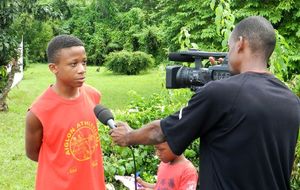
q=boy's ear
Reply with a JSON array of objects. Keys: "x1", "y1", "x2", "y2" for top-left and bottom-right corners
[{"x1": 48, "y1": 63, "x2": 58, "y2": 74}]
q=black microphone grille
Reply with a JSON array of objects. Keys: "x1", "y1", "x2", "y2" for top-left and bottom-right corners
[{"x1": 93, "y1": 105, "x2": 114, "y2": 125}]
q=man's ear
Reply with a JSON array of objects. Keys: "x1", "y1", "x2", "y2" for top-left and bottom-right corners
[
  {"x1": 236, "y1": 36, "x2": 246, "y2": 53},
  {"x1": 48, "y1": 63, "x2": 58, "y2": 74}
]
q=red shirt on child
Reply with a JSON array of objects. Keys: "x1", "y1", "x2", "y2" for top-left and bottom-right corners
[{"x1": 155, "y1": 159, "x2": 198, "y2": 190}]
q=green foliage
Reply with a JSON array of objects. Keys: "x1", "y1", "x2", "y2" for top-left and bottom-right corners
[
  {"x1": 231, "y1": 0, "x2": 300, "y2": 82},
  {"x1": 51, "y1": 0, "x2": 72, "y2": 19},
  {"x1": 178, "y1": 27, "x2": 199, "y2": 50},
  {"x1": 269, "y1": 30, "x2": 290, "y2": 81},
  {"x1": 0, "y1": 1, "x2": 63, "y2": 65},
  {"x1": 211, "y1": 0, "x2": 235, "y2": 49},
  {"x1": 105, "y1": 51, "x2": 154, "y2": 75},
  {"x1": 139, "y1": 26, "x2": 164, "y2": 62},
  {"x1": 288, "y1": 75, "x2": 300, "y2": 97},
  {"x1": 106, "y1": 42, "x2": 123, "y2": 54},
  {"x1": 0, "y1": 66, "x2": 8, "y2": 93},
  {"x1": 33, "y1": 3, "x2": 62, "y2": 21},
  {"x1": 67, "y1": 6, "x2": 95, "y2": 41},
  {"x1": 90, "y1": 0, "x2": 117, "y2": 20},
  {"x1": 86, "y1": 23, "x2": 112, "y2": 66},
  {"x1": 65, "y1": 5, "x2": 119, "y2": 65},
  {"x1": 291, "y1": 139, "x2": 300, "y2": 190},
  {"x1": 117, "y1": 90, "x2": 192, "y2": 128},
  {"x1": 0, "y1": 1, "x2": 22, "y2": 67},
  {"x1": 115, "y1": 8, "x2": 147, "y2": 51},
  {"x1": 0, "y1": 32, "x2": 18, "y2": 83},
  {"x1": 0, "y1": 0, "x2": 38, "y2": 109},
  {"x1": 12, "y1": 13, "x2": 54, "y2": 62},
  {"x1": 116, "y1": 8, "x2": 146, "y2": 32},
  {"x1": 155, "y1": 0, "x2": 222, "y2": 51}
]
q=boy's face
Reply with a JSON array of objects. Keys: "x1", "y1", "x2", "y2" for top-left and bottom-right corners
[
  {"x1": 49, "y1": 46, "x2": 87, "y2": 88},
  {"x1": 155, "y1": 142, "x2": 177, "y2": 163}
]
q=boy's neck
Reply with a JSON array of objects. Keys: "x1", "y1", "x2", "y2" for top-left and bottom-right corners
[
  {"x1": 51, "y1": 84, "x2": 81, "y2": 100},
  {"x1": 169, "y1": 155, "x2": 186, "y2": 165}
]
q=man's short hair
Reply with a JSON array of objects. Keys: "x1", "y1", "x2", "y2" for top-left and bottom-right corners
[
  {"x1": 231, "y1": 16, "x2": 276, "y2": 60},
  {"x1": 47, "y1": 35, "x2": 84, "y2": 63}
]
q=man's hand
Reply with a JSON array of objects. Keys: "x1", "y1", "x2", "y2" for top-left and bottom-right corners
[
  {"x1": 110, "y1": 122, "x2": 133, "y2": 147},
  {"x1": 110, "y1": 120, "x2": 164, "y2": 146},
  {"x1": 209, "y1": 56, "x2": 224, "y2": 65}
]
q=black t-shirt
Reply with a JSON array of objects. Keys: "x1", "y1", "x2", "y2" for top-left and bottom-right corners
[{"x1": 161, "y1": 72, "x2": 300, "y2": 190}]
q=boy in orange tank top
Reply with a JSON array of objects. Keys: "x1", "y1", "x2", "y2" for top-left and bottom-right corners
[{"x1": 25, "y1": 35, "x2": 106, "y2": 190}]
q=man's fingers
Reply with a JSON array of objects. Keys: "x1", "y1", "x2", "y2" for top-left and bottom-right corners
[
  {"x1": 218, "y1": 58, "x2": 224, "y2": 63},
  {"x1": 209, "y1": 56, "x2": 216, "y2": 65},
  {"x1": 209, "y1": 57, "x2": 224, "y2": 65}
]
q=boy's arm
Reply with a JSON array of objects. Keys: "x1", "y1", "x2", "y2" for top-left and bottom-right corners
[
  {"x1": 25, "y1": 111, "x2": 43, "y2": 162},
  {"x1": 137, "y1": 177, "x2": 156, "y2": 189}
]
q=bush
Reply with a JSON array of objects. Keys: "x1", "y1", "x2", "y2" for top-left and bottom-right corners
[
  {"x1": 106, "y1": 42, "x2": 123, "y2": 54},
  {"x1": 105, "y1": 51, "x2": 154, "y2": 75}
]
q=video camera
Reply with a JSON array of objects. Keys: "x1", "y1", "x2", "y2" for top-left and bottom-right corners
[{"x1": 166, "y1": 49, "x2": 231, "y2": 91}]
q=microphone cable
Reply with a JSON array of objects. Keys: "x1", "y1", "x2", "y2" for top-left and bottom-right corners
[{"x1": 129, "y1": 146, "x2": 138, "y2": 190}]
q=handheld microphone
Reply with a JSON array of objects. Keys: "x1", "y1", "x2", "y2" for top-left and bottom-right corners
[
  {"x1": 93, "y1": 105, "x2": 116, "y2": 129},
  {"x1": 94, "y1": 105, "x2": 138, "y2": 190}
]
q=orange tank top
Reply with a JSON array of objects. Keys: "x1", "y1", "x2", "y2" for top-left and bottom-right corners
[{"x1": 30, "y1": 85, "x2": 106, "y2": 190}]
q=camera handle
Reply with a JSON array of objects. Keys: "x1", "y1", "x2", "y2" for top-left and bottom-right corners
[
  {"x1": 194, "y1": 57, "x2": 202, "y2": 69},
  {"x1": 194, "y1": 57, "x2": 206, "y2": 88}
]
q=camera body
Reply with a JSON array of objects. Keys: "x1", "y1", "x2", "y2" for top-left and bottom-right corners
[{"x1": 166, "y1": 49, "x2": 231, "y2": 91}]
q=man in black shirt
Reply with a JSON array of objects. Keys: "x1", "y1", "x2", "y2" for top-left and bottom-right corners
[{"x1": 110, "y1": 16, "x2": 300, "y2": 190}]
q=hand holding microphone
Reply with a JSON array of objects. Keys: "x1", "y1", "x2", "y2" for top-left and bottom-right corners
[{"x1": 94, "y1": 104, "x2": 133, "y2": 146}]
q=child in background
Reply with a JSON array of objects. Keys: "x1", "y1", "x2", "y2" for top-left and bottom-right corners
[{"x1": 137, "y1": 142, "x2": 198, "y2": 190}]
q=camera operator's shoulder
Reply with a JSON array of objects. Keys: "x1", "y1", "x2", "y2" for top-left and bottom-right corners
[
  {"x1": 212, "y1": 74, "x2": 241, "y2": 87},
  {"x1": 199, "y1": 74, "x2": 245, "y2": 98}
]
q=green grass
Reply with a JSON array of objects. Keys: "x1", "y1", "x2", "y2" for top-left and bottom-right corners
[
  {"x1": 87, "y1": 65, "x2": 165, "y2": 110},
  {"x1": 0, "y1": 63, "x2": 165, "y2": 189}
]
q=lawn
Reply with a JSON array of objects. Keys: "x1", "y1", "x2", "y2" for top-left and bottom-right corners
[{"x1": 0, "y1": 63, "x2": 165, "y2": 189}]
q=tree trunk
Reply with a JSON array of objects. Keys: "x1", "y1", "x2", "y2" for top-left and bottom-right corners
[{"x1": 0, "y1": 59, "x2": 17, "y2": 112}]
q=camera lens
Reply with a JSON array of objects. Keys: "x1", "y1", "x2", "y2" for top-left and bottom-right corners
[{"x1": 176, "y1": 67, "x2": 207, "y2": 88}]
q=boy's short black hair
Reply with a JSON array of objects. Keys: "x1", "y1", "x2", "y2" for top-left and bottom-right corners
[
  {"x1": 47, "y1": 35, "x2": 84, "y2": 63},
  {"x1": 231, "y1": 16, "x2": 276, "y2": 61}
]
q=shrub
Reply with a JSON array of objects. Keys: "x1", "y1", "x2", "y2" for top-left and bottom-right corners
[
  {"x1": 105, "y1": 51, "x2": 154, "y2": 75},
  {"x1": 106, "y1": 42, "x2": 122, "y2": 54}
]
